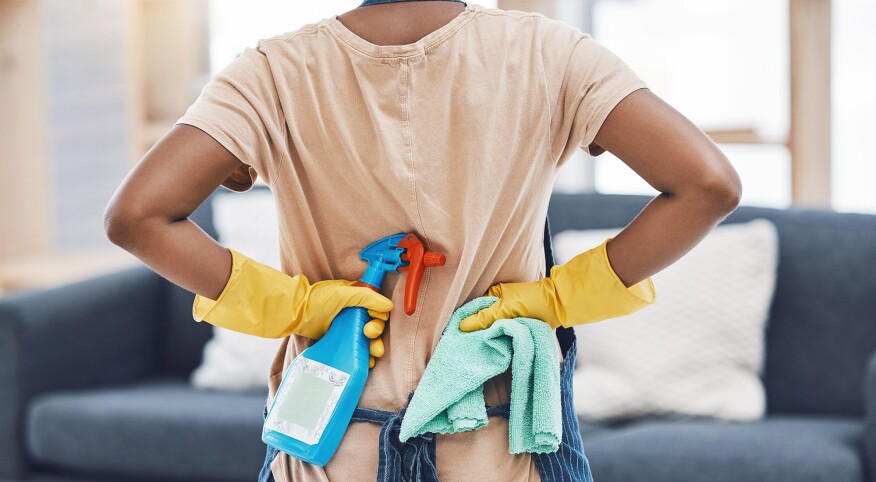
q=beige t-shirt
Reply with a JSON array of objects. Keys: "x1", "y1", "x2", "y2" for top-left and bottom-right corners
[{"x1": 175, "y1": 2, "x2": 647, "y2": 481}]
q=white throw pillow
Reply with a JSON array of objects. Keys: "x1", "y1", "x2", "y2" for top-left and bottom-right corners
[
  {"x1": 190, "y1": 190, "x2": 284, "y2": 391},
  {"x1": 554, "y1": 219, "x2": 779, "y2": 422}
]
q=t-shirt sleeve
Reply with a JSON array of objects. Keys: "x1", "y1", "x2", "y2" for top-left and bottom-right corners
[
  {"x1": 174, "y1": 42, "x2": 286, "y2": 192},
  {"x1": 550, "y1": 32, "x2": 648, "y2": 166}
]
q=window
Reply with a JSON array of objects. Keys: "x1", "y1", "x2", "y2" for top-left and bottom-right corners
[
  {"x1": 584, "y1": 0, "x2": 791, "y2": 208},
  {"x1": 832, "y1": 0, "x2": 876, "y2": 214}
]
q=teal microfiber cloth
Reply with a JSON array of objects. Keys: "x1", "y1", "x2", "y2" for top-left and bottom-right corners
[{"x1": 398, "y1": 296, "x2": 562, "y2": 454}]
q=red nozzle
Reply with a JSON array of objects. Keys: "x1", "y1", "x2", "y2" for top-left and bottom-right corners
[
  {"x1": 397, "y1": 233, "x2": 446, "y2": 315},
  {"x1": 424, "y1": 252, "x2": 446, "y2": 267}
]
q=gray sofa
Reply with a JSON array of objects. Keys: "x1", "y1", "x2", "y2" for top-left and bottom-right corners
[{"x1": 2, "y1": 189, "x2": 875, "y2": 482}]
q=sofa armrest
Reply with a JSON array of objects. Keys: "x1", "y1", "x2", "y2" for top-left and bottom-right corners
[
  {"x1": 866, "y1": 350, "x2": 876, "y2": 481},
  {"x1": 0, "y1": 264, "x2": 165, "y2": 478}
]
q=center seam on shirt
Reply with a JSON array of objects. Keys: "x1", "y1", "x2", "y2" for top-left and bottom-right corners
[{"x1": 399, "y1": 58, "x2": 432, "y2": 397}]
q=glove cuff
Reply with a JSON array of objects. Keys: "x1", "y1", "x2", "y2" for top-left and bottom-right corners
[
  {"x1": 192, "y1": 247, "x2": 309, "y2": 338},
  {"x1": 550, "y1": 237, "x2": 656, "y2": 328}
]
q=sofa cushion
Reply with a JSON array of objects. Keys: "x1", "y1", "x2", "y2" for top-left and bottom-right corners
[
  {"x1": 579, "y1": 414, "x2": 866, "y2": 482},
  {"x1": 549, "y1": 192, "x2": 876, "y2": 417},
  {"x1": 556, "y1": 219, "x2": 778, "y2": 422},
  {"x1": 25, "y1": 376, "x2": 268, "y2": 482}
]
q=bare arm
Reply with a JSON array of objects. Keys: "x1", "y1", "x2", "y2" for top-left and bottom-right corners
[
  {"x1": 590, "y1": 88, "x2": 743, "y2": 287},
  {"x1": 103, "y1": 124, "x2": 246, "y2": 300}
]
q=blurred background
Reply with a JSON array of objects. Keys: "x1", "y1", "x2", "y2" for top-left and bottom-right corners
[
  {"x1": 2, "y1": 2, "x2": 876, "y2": 482},
  {"x1": 0, "y1": 0, "x2": 873, "y2": 294}
]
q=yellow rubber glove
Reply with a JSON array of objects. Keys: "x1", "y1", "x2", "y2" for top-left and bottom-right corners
[
  {"x1": 459, "y1": 237, "x2": 656, "y2": 332},
  {"x1": 193, "y1": 247, "x2": 393, "y2": 368}
]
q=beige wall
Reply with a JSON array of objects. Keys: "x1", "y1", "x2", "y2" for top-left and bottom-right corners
[{"x1": 0, "y1": 1, "x2": 53, "y2": 263}]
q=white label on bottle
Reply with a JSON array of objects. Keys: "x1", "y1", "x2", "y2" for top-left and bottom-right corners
[{"x1": 264, "y1": 357, "x2": 349, "y2": 445}]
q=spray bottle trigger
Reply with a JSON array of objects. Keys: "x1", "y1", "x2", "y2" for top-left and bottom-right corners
[{"x1": 397, "y1": 233, "x2": 446, "y2": 316}]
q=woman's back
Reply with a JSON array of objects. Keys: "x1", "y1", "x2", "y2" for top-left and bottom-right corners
[{"x1": 174, "y1": 2, "x2": 647, "y2": 480}]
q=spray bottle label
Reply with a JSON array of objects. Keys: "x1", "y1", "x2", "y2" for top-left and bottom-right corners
[{"x1": 264, "y1": 357, "x2": 350, "y2": 445}]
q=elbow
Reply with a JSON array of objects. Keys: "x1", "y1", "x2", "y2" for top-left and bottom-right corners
[
  {"x1": 103, "y1": 201, "x2": 145, "y2": 249},
  {"x1": 103, "y1": 206, "x2": 130, "y2": 248},
  {"x1": 680, "y1": 159, "x2": 743, "y2": 215},
  {"x1": 699, "y1": 171, "x2": 742, "y2": 214}
]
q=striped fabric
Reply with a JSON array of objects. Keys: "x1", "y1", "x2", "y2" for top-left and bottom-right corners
[
  {"x1": 258, "y1": 336, "x2": 593, "y2": 481},
  {"x1": 313, "y1": 332, "x2": 592, "y2": 481}
]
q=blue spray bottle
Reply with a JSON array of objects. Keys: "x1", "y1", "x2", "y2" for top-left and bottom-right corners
[{"x1": 262, "y1": 232, "x2": 445, "y2": 466}]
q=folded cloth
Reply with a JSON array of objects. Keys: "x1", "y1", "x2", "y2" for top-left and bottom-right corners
[{"x1": 398, "y1": 296, "x2": 562, "y2": 454}]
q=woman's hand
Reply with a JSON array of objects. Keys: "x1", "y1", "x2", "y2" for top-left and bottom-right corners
[
  {"x1": 459, "y1": 280, "x2": 562, "y2": 332},
  {"x1": 191, "y1": 248, "x2": 393, "y2": 368},
  {"x1": 362, "y1": 308, "x2": 388, "y2": 368},
  {"x1": 303, "y1": 277, "x2": 392, "y2": 368},
  {"x1": 459, "y1": 238, "x2": 656, "y2": 332}
]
